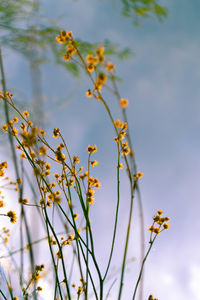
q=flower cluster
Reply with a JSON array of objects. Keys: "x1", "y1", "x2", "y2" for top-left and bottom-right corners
[{"x1": 148, "y1": 210, "x2": 170, "y2": 241}]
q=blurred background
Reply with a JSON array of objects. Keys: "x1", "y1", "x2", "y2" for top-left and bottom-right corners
[{"x1": 0, "y1": 0, "x2": 200, "y2": 299}]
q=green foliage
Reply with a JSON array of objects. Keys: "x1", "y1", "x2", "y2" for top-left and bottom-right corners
[{"x1": 120, "y1": 0, "x2": 167, "y2": 24}]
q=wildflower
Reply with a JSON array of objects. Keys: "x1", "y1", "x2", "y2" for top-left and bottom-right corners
[
  {"x1": 73, "y1": 213, "x2": 80, "y2": 220},
  {"x1": 0, "y1": 170, "x2": 5, "y2": 177},
  {"x1": 28, "y1": 120, "x2": 33, "y2": 126},
  {"x1": 87, "y1": 63, "x2": 95, "y2": 72},
  {"x1": 53, "y1": 128, "x2": 60, "y2": 138},
  {"x1": 40, "y1": 129, "x2": 46, "y2": 135},
  {"x1": 56, "y1": 251, "x2": 63, "y2": 259},
  {"x1": 8, "y1": 120, "x2": 13, "y2": 127},
  {"x1": 154, "y1": 228, "x2": 161, "y2": 234},
  {"x1": 0, "y1": 201, "x2": 4, "y2": 207},
  {"x1": 0, "y1": 161, "x2": 8, "y2": 169},
  {"x1": 148, "y1": 225, "x2": 154, "y2": 232},
  {"x1": 87, "y1": 145, "x2": 97, "y2": 154},
  {"x1": 86, "y1": 89, "x2": 93, "y2": 98},
  {"x1": 91, "y1": 160, "x2": 98, "y2": 167},
  {"x1": 66, "y1": 44, "x2": 77, "y2": 55},
  {"x1": 114, "y1": 119, "x2": 123, "y2": 128},
  {"x1": 137, "y1": 171, "x2": 143, "y2": 178},
  {"x1": 106, "y1": 62, "x2": 115, "y2": 72},
  {"x1": 18, "y1": 198, "x2": 28, "y2": 204},
  {"x1": 97, "y1": 72, "x2": 107, "y2": 84},
  {"x1": 121, "y1": 147, "x2": 130, "y2": 155},
  {"x1": 73, "y1": 156, "x2": 80, "y2": 164},
  {"x1": 55, "y1": 149, "x2": 66, "y2": 162},
  {"x1": 119, "y1": 163, "x2": 123, "y2": 169},
  {"x1": 54, "y1": 173, "x2": 60, "y2": 179},
  {"x1": 39, "y1": 146, "x2": 48, "y2": 155},
  {"x1": 163, "y1": 223, "x2": 169, "y2": 230},
  {"x1": 64, "y1": 53, "x2": 71, "y2": 61},
  {"x1": 96, "y1": 45, "x2": 104, "y2": 56},
  {"x1": 20, "y1": 153, "x2": 26, "y2": 159},
  {"x1": 20, "y1": 127, "x2": 37, "y2": 147},
  {"x1": 23, "y1": 110, "x2": 30, "y2": 118},
  {"x1": 77, "y1": 286, "x2": 83, "y2": 295},
  {"x1": 157, "y1": 210, "x2": 163, "y2": 215},
  {"x1": 120, "y1": 98, "x2": 129, "y2": 108},
  {"x1": 13, "y1": 117, "x2": 19, "y2": 123},
  {"x1": 2, "y1": 124, "x2": 8, "y2": 131},
  {"x1": 7, "y1": 210, "x2": 17, "y2": 223}
]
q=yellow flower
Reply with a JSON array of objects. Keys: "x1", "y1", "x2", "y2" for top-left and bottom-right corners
[
  {"x1": 73, "y1": 213, "x2": 80, "y2": 220},
  {"x1": 106, "y1": 62, "x2": 115, "y2": 72},
  {"x1": 28, "y1": 120, "x2": 33, "y2": 126},
  {"x1": 54, "y1": 173, "x2": 60, "y2": 179},
  {"x1": 122, "y1": 147, "x2": 130, "y2": 155},
  {"x1": 148, "y1": 225, "x2": 154, "y2": 232},
  {"x1": 2, "y1": 124, "x2": 8, "y2": 131},
  {"x1": 87, "y1": 63, "x2": 95, "y2": 72},
  {"x1": 137, "y1": 171, "x2": 143, "y2": 178},
  {"x1": 86, "y1": 89, "x2": 93, "y2": 98},
  {"x1": 163, "y1": 223, "x2": 169, "y2": 230},
  {"x1": 96, "y1": 46, "x2": 104, "y2": 56},
  {"x1": 64, "y1": 53, "x2": 71, "y2": 61},
  {"x1": 119, "y1": 163, "x2": 123, "y2": 169},
  {"x1": 97, "y1": 72, "x2": 107, "y2": 84},
  {"x1": 39, "y1": 146, "x2": 48, "y2": 155},
  {"x1": 23, "y1": 110, "x2": 30, "y2": 118},
  {"x1": 87, "y1": 145, "x2": 97, "y2": 154},
  {"x1": 7, "y1": 210, "x2": 17, "y2": 223},
  {"x1": 56, "y1": 251, "x2": 63, "y2": 259},
  {"x1": 114, "y1": 119, "x2": 123, "y2": 128},
  {"x1": 53, "y1": 128, "x2": 60, "y2": 138},
  {"x1": 20, "y1": 153, "x2": 26, "y2": 159},
  {"x1": 154, "y1": 228, "x2": 161, "y2": 234},
  {"x1": 120, "y1": 98, "x2": 129, "y2": 108},
  {"x1": 73, "y1": 156, "x2": 80, "y2": 164},
  {"x1": 40, "y1": 129, "x2": 46, "y2": 135},
  {"x1": 91, "y1": 160, "x2": 98, "y2": 167},
  {"x1": 13, "y1": 117, "x2": 19, "y2": 123}
]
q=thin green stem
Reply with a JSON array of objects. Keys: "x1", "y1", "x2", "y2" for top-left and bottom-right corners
[{"x1": 132, "y1": 235, "x2": 157, "y2": 300}]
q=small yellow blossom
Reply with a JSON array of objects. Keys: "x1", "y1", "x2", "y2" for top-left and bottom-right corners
[
  {"x1": 39, "y1": 146, "x2": 48, "y2": 155},
  {"x1": 163, "y1": 223, "x2": 169, "y2": 230},
  {"x1": 23, "y1": 110, "x2": 29, "y2": 118},
  {"x1": 13, "y1": 117, "x2": 19, "y2": 123},
  {"x1": 2, "y1": 124, "x2": 8, "y2": 131},
  {"x1": 7, "y1": 210, "x2": 17, "y2": 223},
  {"x1": 120, "y1": 98, "x2": 129, "y2": 108},
  {"x1": 91, "y1": 160, "x2": 98, "y2": 167},
  {"x1": 73, "y1": 213, "x2": 80, "y2": 220},
  {"x1": 106, "y1": 62, "x2": 115, "y2": 72},
  {"x1": 73, "y1": 156, "x2": 80, "y2": 164},
  {"x1": 86, "y1": 89, "x2": 93, "y2": 98},
  {"x1": 137, "y1": 171, "x2": 143, "y2": 178},
  {"x1": 40, "y1": 129, "x2": 46, "y2": 135},
  {"x1": 87, "y1": 145, "x2": 97, "y2": 154},
  {"x1": 53, "y1": 128, "x2": 60, "y2": 138}
]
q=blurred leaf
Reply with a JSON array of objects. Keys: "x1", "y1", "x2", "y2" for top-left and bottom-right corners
[{"x1": 120, "y1": 0, "x2": 167, "y2": 23}]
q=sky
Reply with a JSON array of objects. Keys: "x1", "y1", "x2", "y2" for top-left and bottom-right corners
[{"x1": 1, "y1": 0, "x2": 200, "y2": 299}]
